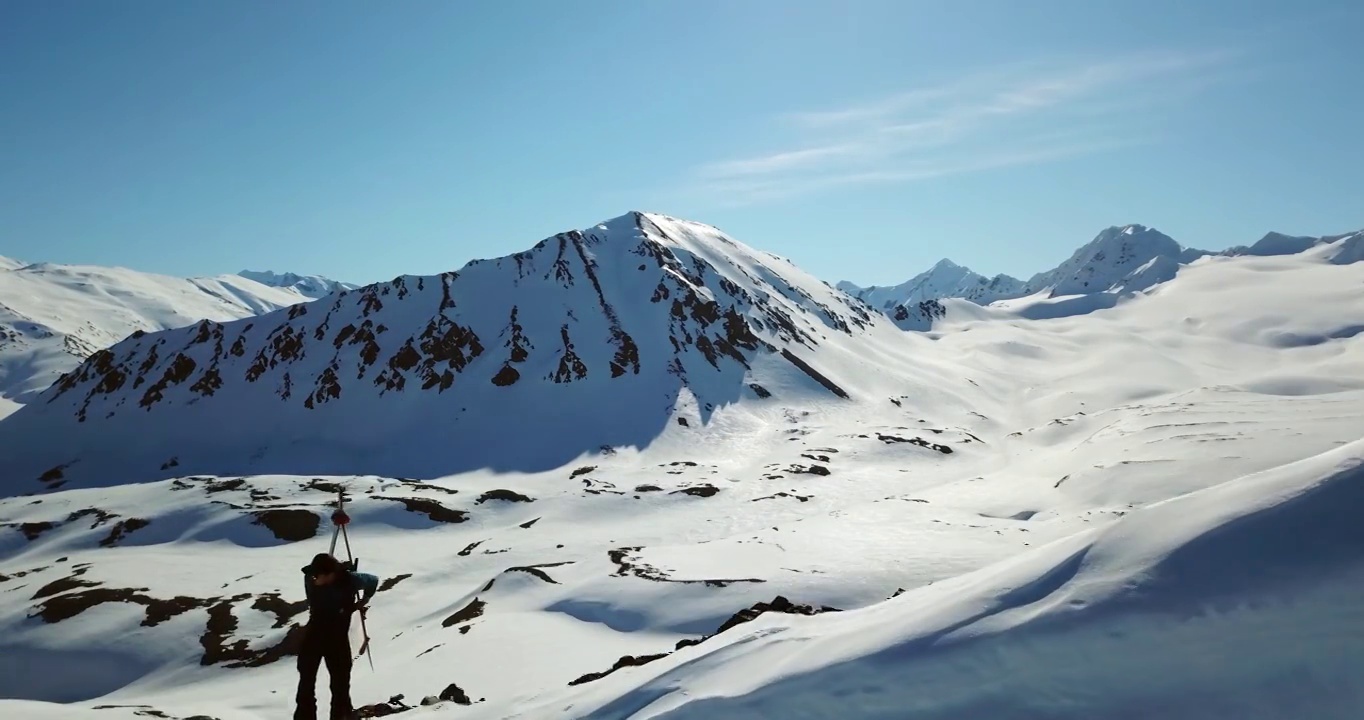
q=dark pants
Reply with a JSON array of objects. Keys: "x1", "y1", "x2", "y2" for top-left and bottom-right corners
[{"x1": 295, "y1": 625, "x2": 353, "y2": 720}]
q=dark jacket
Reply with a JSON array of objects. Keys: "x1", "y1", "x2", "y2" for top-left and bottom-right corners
[{"x1": 301, "y1": 564, "x2": 379, "y2": 633}]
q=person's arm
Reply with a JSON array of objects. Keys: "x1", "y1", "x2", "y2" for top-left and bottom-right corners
[{"x1": 352, "y1": 572, "x2": 379, "y2": 606}]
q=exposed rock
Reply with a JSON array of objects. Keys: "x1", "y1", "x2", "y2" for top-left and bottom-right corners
[
  {"x1": 568, "y1": 653, "x2": 670, "y2": 686},
  {"x1": 672, "y1": 484, "x2": 720, "y2": 497},
  {"x1": 490, "y1": 364, "x2": 520, "y2": 386},
  {"x1": 780, "y1": 348, "x2": 849, "y2": 399},
  {"x1": 99, "y1": 518, "x2": 150, "y2": 547},
  {"x1": 303, "y1": 478, "x2": 346, "y2": 494},
  {"x1": 714, "y1": 595, "x2": 839, "y2": 635},
  {"x1": 439, "y1": 683, "x2": 472, "y2": 705},
  {"x1": 32, "y1": 568, "x2": 100, "y2": 599},
  {"x1": 476, "y1": 489, "x2": 534, "y2": 504},
  {"x1": 752, "y1": 492, "x2": 811, "y2": 503},
  {"x1": 442, "y1": 598, "x2": 485, "y2": 628},
  {"x1": 67, "y1": 507, "x2": 118, "y2": 527},
  {"x1": 19, "y1": 521, "x2": 56, "y2": 541},
  {"x1": 380, "y1": 497, "x2": 467, "y2": 523},
  {"x1": 378, "y1": 574, "x2": 412, "y2": 593},
  {"x1": 251, "y1": 509, "x2": 320, "y2": 542},
  {"x1": 39, "y1": 463, "x2": 70, "y2": 485},
  {"x1": 251, "y1": 593, "x2": 308, "y2": 628},
  {"x1": 608, "y1": 547, "x2": 763, "y2": 586},
  {"x1": 506, "y1": 561, "x2": 573, "y2": 584},
  {"x1": 35, "y1": 585, "x2": 212, "y2": 627},
  {"x1": 675, "y1": 596, "x2": 840, "y2": 651},
  {"x1": 875, "y1": 433, "x2": 953, "y2": 454},
  {"x1": 398, "y1": 479, "x2": 459, "y2": 495},
  {"x1": 205, "y1": 478, "x2": 248, "y2": 494},
  {"x1": 200, "y1": 595, "x2": 307, "y2": 668}
]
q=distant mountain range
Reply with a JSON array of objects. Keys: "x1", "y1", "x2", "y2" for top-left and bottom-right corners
[
  {"x1": 840, "y1": 225, "x2": 1364, "y2": 325},
  {"x1": 237, "y1": 270, "x2": 358, "y2": 298}
]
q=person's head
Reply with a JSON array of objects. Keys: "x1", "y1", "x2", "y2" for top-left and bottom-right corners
[{"x1": 307, "y1": 553, "x2": 344, "y2": 584}]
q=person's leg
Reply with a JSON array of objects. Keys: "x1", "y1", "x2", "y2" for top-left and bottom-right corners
[
  {"x1": 294, "y1": 638, "x2": 323, "y2": 720},
  {"x1": 324, "y1": 637, "x2": 354, "y2": 720}
]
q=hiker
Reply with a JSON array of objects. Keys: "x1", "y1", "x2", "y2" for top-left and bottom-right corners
[{"x1": 295, "y1": 552, "x2": 379, "y2": 720}]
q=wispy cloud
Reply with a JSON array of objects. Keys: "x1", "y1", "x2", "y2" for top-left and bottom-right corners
[{"x1": 684, "y1": 49, "x2": 1234, "y2": 206}]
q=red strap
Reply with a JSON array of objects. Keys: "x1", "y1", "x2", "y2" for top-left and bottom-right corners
[{"x1": 331, "y1": 509, "x2": 350, "y2": 525}]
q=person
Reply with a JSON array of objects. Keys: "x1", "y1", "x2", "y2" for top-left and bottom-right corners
[{"x1": 295, "y1": 552, "x2": 379, "y2": 720}]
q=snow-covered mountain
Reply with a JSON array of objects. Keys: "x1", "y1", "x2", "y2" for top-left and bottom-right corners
[
  {"x1": 3, "y1": 212, "x2": 1364, "y2": 720},
  {"x1": 1226, "y1": 229, "x2": 1364, "y2": 264},
  {"x1": 0, "y1": 212, "x2": 909, "y2": 488},
  {"x1": 1017, "y1": 223, "x2": 1209, "y2": 296},
  {"x1": 841, "y1": 224, "x2": 1205, "y2": 320},
  {"x1": 837, "y1": 259, "x2": 1024, "y2": 311},
  {"x1": 238, "y1": 270, "x2": 359, "y2": 299},
  {"x1": 846, "y1": 224, "x2": 1363, "y2": 330},
  {"x1": 0, "y1": 260, "x2": 314, "y2": 415}
]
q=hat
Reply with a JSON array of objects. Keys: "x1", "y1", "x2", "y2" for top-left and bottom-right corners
[{"x1": 307, "y1": 553, "x2": 343, "y2": 575}]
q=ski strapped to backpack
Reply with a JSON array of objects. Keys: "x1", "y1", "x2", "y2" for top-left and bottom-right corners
[{"x1": 329, "y1": 490, "x2": 374, "y2": 671}]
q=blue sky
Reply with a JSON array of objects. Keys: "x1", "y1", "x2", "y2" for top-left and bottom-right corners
[{"x1": 1, "y1": 0, "x2": 1360, "y2": 286}]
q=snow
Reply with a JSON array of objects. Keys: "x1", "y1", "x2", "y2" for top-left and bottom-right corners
[
  {"x1": 2, "y1": 212, "x2": 1364, "y2": 719},
  {"x1": 0, "y1": 260, "x2": 315, "y2": 406}
]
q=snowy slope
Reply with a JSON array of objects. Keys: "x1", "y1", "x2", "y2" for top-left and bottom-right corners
[
  {"x1": 239, "y1": 270, "x2": 359, "y2": 299},
  {"x1": 560, "y1": 438, "x2": 1364, "y2": 720},
  {"x1": 0, "y1": 260, "x2": 313, "y2": 408},
  {"x1": 2, "y1": 213, "x2": 1364, "y2": 719}
]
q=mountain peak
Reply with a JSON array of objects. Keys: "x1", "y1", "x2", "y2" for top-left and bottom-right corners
[
  {"x1": 842, "y1": 257, "x2": 1022, "y2": 313},
  {"x1": 1020, "y1": 224, "x2": 1184, "y2": 296},
  {"x1": 1093, "y1": 224, "x2": 1168, "y2": 244}
]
